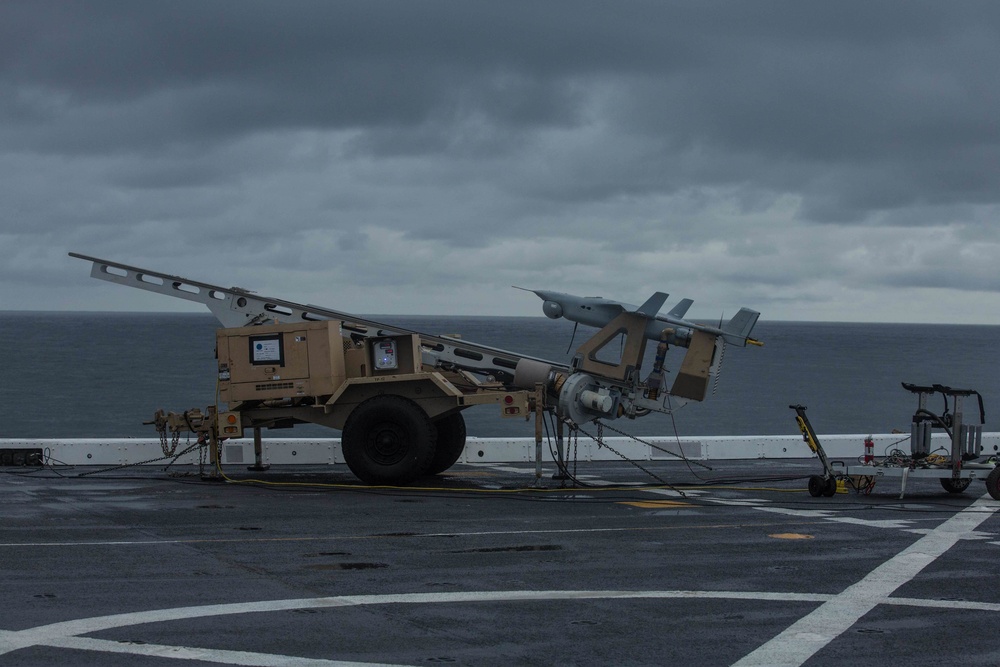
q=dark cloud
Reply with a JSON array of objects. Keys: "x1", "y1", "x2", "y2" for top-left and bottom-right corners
[{"x1": 1, "y1": 1, "x2": 999, "y2": 320}]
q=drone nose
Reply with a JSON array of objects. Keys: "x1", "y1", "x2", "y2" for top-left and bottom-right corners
[{"x1": 542, "y1": 300, "x2": 564, "y2": 319}]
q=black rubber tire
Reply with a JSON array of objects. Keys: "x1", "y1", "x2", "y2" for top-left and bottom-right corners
[
  {"x1": 341, "y1": 396, "x2": 437, "y2": 485},
  {"x1": 808, "y1": 475, "x2": 825, "y2": 497},
  {"x1": 940, "y1": 477, "x2": 972, "y2": 494},
  {"x1": 822, "y1": 476, "x2": 838, "y2": 497},
  {"x1": 426, "y1": 412, "x2": 467, "y2": 476},
  {"x1": 986, "y1": 466, "x2": 1000, "y2": 501}
]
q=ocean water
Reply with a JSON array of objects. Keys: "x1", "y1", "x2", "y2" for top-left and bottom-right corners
[{"x1": 2, "y1": 311, "x2": 999, "y2": 440}]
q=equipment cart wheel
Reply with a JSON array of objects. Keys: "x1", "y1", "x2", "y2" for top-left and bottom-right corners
[
  {"x1": 426, "y1": 412, "x2": 467, "y2": 475},
  {"x1": 940, "y1": 477, "x2": 972, "y2": 494},
  {"x1": 341, "y1": 396, "x2": 437, "y2": 485},
  {"x1": 808, "y1": 475, "x2": 825, "y2": 497},
  {"x1": 987, "y1": 466, "x2": 1000, "y2": 501},
  {"x1": 822, "y1": 476, "x2": 838, "y2": 497}
]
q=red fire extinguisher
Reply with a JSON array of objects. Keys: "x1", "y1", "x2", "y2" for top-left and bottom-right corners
[{"x1": 864, "y1": 436, "x2": 874, "y2": 464}]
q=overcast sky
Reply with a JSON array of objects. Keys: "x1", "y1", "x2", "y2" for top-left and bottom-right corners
[{"x1": 2, "y1": 1, "x2": 999, "y2": 323}]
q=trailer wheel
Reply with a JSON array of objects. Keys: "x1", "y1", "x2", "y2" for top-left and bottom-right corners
[
  {"x1": 427, "y1": 413, "x2": 467, "y2": 476},
  {"x1": 341, "y1": 396, "x2": 437, "y2": 485},
  {"x1": 808, "y1": 475, "x2": 825, "y2": 497},
  {"x1": 940, "y1": 477, "x2": 972, "y2": 494},
  {"x1": 986, "y1": 467, "x2": 1000, "y2": 501},
  {"x1": 822, "y1": 476, "x2": 838, "y2": 497}
]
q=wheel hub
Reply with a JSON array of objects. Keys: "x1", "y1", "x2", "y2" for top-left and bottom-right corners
[{"x1": 368, "y1": 425, "x2": 407, "y2": 465}]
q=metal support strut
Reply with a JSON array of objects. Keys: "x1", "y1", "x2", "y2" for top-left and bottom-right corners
[
  {"x1": 789, "y1": 405, "x2": 838, "y2": 497},
  {"x1": 248, "y1": 426, "x2": 270, "y2": 472}
]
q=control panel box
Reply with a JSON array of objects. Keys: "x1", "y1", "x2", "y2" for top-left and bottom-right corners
[
  {"x1": 368, "y1": 334, "x2": 421, "y2": 376},
  {"x1": 217, "y1": 322, "x2": 426, "y2": 405},
  {"x1": 217, "y1": 320, "x2": 347, "y2": 403}
]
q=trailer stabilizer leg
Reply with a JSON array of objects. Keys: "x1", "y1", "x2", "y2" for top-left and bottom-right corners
[{"x1": 247, "y1": 427, "x2": 271, "y2": 472}]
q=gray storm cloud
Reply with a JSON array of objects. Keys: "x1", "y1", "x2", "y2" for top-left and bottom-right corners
[{"x1": 1, "y1": 1, "x2": 999, "y2": 321}]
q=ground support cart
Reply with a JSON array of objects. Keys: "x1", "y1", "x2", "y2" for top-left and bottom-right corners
[
  {"x1": 792, "y1": 384, "x2": 1000, "y2": 500},
  {"x1": 830, "y1": 461, "x2": 998, "y2": 500}
]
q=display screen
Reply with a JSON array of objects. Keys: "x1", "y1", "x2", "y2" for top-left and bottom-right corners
[{"x1": 249, "y1": 334, "x2": 284, "y2": 366}]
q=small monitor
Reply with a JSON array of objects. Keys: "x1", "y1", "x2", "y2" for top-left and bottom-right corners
[{"x1": 249, "y1": 334, "x2": 284, "y2": 366}]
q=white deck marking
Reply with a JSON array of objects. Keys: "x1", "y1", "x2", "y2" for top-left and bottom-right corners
[
  {"x1": 827, "y1": 516, "x2": 915, "y2": 530},
  {"x1": 732, "y1": 494, "x2": 999, "y2": 667},
  {"x1": 472, "y1": 464, "x2": 538, "y2": 475},
  {"x1": 2, "y1": 585, "x2": 999, "y2": 664},
  {"x1": 702, "y1": 498, "x2": 770, "y2": 506},
  {"x1": 0, "y1": 522, "x2": 770, "y2": 549},
  {"x1": 643, "y1": 488, "x2": 706, "y2": 498},
  {"x1": 46, "y1": 635, "x2": 409, "y2": 666},
  {"x1": 470, "y1": 463, "x2": 695, "y2": 491},
  {"x1": 702, "y1": 495, "x2": 975, "y2": 535},
  {"x1": 753, "y1": 507, "x2": 832, "y2": 518},
  {"x1": 1, "y1": 591, "x2": 834, "y2": 659}
]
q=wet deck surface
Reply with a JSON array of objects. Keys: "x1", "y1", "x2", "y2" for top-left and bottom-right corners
[{"x1": 2, "y1": 459, "x2": 999, "y2": 666}]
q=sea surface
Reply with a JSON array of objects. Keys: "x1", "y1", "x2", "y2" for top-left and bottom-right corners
[{"x1": 2, "y1": 311, "x2": 999, "y2": 441}]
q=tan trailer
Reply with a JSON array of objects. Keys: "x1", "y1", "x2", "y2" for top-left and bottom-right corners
[{"x1": 214, "y1": 319, "x2": 530, "y2": 484}]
